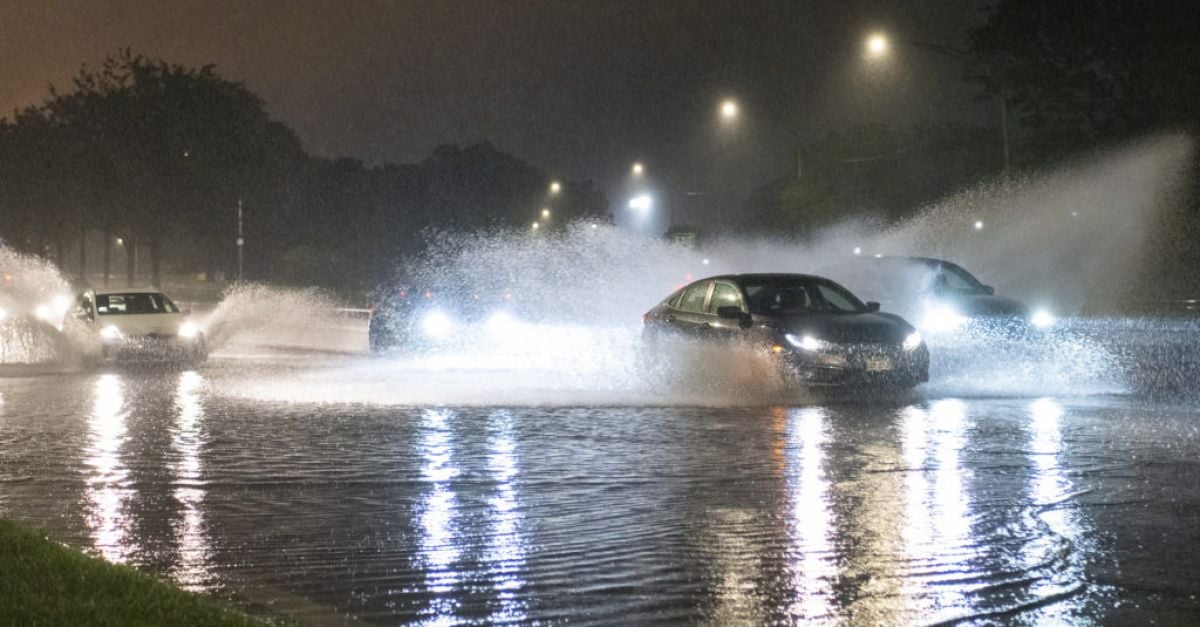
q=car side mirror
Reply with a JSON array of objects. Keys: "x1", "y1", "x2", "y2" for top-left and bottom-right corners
[
  {"x1": 865, "y1": 301, "x2": 881, "y2": 312},
  {"x1": 716, "y1": 306, "x2": 743, "y2": 320},
  {"x1": 982, "y1": 285, "x2": 995, "y2": 295},
  {"x1": 716, "y1": 306, "x2": 753, "y2": 328}
]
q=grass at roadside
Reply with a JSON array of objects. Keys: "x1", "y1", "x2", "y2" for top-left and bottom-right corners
[{"x1": 0, "y1": 518, "x2": 270, "y2": 627}]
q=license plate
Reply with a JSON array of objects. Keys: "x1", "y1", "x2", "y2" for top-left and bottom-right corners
[{"x1": 865, "y1": 357, "x2": 892, "y2": 372}]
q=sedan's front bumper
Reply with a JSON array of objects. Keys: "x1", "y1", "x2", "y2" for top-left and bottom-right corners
[
  {"x1": 781, "y1": 343, "x2": 929, "y2": 387},
  {"x1": 102, "y1": 335, "x2": 206, "y2": 363}
]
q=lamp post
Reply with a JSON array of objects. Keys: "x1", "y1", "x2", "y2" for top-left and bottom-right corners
[
  {"x1": 865, "y1": 32, "x2": 1011, "y2": 175},
  {"x1": 236, "y1": 199, "x2": 244, "y2": 282}
]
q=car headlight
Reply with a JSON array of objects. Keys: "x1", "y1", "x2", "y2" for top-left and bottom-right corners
[
  {"x1": 99, "y1": 325, "x2": 123, "y2": 341},
  {"x1": 920, "y1": 305, "x2": 967, "y2": 333},
  {"x1": 903, "y1": 331, "x2": 923, "y2": 351},
  {"x1": 785, "y1": 333, "x2": 828, "y2": 351},
  {"x1": 178, "y1": 321, "x2": 200, "y2": 339},
  {"x1": 420, "y1": 310, "x2": 454, "y2": 339},
  {"x1": 1030, "y1": 309, "x2": 1055, "y2": 329},
  {"x1": 484, "y1": 310, "x2": 517, "y2": 336}
]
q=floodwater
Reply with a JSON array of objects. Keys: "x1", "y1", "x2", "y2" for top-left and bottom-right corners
[
  {"x1": 1, "y1": 132, "x2": 1197, "y2": 623},
  {"x1": 2, "y1": 353, "x2": 1199, "y2": 625}
]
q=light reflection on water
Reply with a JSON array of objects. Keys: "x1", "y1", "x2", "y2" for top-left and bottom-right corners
[
  {"x1": 83, "y1": 373, "x2": 134, "y2": 563},
  {"x1": 170, "y1": 370, "x2": 214, "y2": 592},
  {"x1": 1025, "y1": 398, "x2": 1089, "y2": 615},
  {"x1": 484, "y1": 410, "x2": 529, "y2": 623},
  {"x1": 0, "y1": 368, "x2": 1125, "y2": 624},
  {"x1": 416, "y1": 408, "x2": 463, "y2": 624},
  {"x1": 785, "y1": 407, "x2": 835, "y2": 621},
  {"x1": 900, "y1": 399, "x2": 975, "y2": 622}
]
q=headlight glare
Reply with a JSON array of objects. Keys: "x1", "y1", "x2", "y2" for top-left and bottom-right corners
[
  {"x1": 99, "y1": 325, "x2": 123, "y2": 341},
  {"x1": 178, "y1": 321, "x2": 200, "y2": 339},
  {"x1": 1030, "y1": 309, "x2": 1055, "y2": 329},
  {"x1": 785, "y1": 333, "x2": 827, "y2": 351},
  {"x1": 420, "y1": 310, "x2": 454, "y2": 339},
  {"x1": 903, "y1": 331, "x2": 923, "y2": 351},
  {"x1": 920, "y1": 305, "x2": 967, "y2": 333}
]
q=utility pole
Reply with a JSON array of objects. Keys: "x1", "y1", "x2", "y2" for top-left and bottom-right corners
[{"x1": 236, "y1": 199, "x2": 244, "y2": 282}]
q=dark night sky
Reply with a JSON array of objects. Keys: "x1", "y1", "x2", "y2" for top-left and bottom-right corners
[{"x1": 1, "y1": 0, "x2": 992, "y2": 204}]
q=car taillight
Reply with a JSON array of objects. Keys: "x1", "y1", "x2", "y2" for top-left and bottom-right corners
[{"x1": 642, "y1": 312, "x2": 650, "y2": 324}]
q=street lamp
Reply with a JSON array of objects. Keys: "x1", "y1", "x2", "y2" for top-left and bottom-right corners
[
  {"x1": 719, "y1": 99, "x2": 739, "y2": 121},
  {"x1": 863, "y1": 31, "x2": 1011, "y2": 175},
  {"x1": 541, "y1": 207, "x2": 551, "y2": 219},
  {"x1": 532, "y1": 222, "x2": 540, "y2": 231},
  {"x1": 549, "y1": 181, "x2": 561, "y2": 194},
  {"x1": 865, "y1": 33, "x2": 889, "y2": 59},
  {"x1": 632, "y1": 162, "x2": 644, "y2": 176}
]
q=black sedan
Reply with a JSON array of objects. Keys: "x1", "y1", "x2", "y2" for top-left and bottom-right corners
[{"x1": 643, "y1": 273, "x2": 929, "y2": 388}]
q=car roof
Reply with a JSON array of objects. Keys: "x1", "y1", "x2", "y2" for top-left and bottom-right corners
[
  {"x1": 696, "y1": 272, "x2": 833, "y2": 283},
  {"x1": 90, "y1": 287, "x2": 170, "y2": 296}
]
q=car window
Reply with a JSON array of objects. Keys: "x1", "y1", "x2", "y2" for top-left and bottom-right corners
[
  {"x1": 937, "y1": 263, "x2": 987, "y2": 294},
  {"x1": 746, "y1": 284, "x2": 811, "y2": 315},
  {"x1": 813, "y1": 282, "x2": 864, "y2": 313},
  {"x1": 96, "y1": 293, "x2": 179, "y2": 315},
  {"x1": 666, "y1": 290, "x2": 684, "y2": 308},
  {"x1": 678, "y1": 281, "x2": 711, "y2": 313},
  {"x1": 708, "y1": 282, "x2": 744, "y2": 313}
]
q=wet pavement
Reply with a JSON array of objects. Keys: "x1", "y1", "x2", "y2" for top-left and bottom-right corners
[{"x1": 2, "y1": 358, "x2": 1200, "y2": 624}]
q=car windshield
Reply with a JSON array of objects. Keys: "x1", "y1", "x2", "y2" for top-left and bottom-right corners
[
  {"x1": 936, "y1": 262, "x2": 988, "y2": 294},
  {"x1": 743, "y1": 277, "x2": 866, "y2": 315},
  {"x1": 96, "y1": 293, "x2": 179, "y2": 315}
]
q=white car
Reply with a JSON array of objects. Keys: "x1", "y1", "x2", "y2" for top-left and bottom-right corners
[{"x1": 70, "y1": 288, "x2": 207, "y2": 365}]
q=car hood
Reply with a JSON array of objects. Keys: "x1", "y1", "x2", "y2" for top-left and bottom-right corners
[
  {"x1": 776, "y1": 312, "x2": 913, "y2": 345},
  {"x1": 98, "y1": 312, "x2": 184, "y2": 336}
]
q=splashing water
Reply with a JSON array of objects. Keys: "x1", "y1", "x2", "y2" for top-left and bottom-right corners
[
  {"x1": 0, "y1": 247, "x2": 75, "y2": 365},
  {"x1": 198, "y1": 283, "x2": 359, "y2": 354},
  {"x1": 223, "y1": 133, "x2": 1193, "y2": 406}
]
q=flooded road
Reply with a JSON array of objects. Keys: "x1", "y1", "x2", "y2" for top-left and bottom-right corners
[{"x1": 1, "y1": 357, "x2": 1199, "y2": 624}]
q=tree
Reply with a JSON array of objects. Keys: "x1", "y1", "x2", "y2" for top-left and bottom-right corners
[
  {"x1": 968, "y1": 0, "x2": 1200, "y2": 161},
  {"x1": 6, "y1": 50, "x2": 307, "y2": 285}
]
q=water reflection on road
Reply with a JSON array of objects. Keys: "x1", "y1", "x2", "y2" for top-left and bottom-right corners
[
  {"x1": 0, "y1": 367, "x2": 1170, "y2": 623},
  {"x1": 170, "y1": 370, "x2": 214, "y2": 592},
  {"x1": 784, "y1": 407, "x2": 835, "y2": 621},
  {"x1": 84, "y1": 373, "x2": 134, "y2": 563}
]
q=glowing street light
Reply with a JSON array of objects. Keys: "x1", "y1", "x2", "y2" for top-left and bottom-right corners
[
  {"x1": 862, "y1": 29, "x2": 1011, "y2": 174},
  {"x1": 632, "y1": 162, "x2": 644, "y2": 176},
  {"x1": 541, "y1": 207, "x2": 551, "y2": 219},
  {"x1": 865, "y1": 33, "x2": 889, "y2": 58},
  {"x1": 628, "y1": 194, "x2": 653, "y2": 211},
  {"x1": 974, "y1": 220, "x2": 984, "y2": 230},
  {"x1": 719, "y1": 99, "x2": 739, "y2": 121},
  {"x1": 532, "y1": 222, "x2": 540, "y2": 230},
  {"x1": 549, "y1": 181, "x2": 561, "y2": 194}
]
